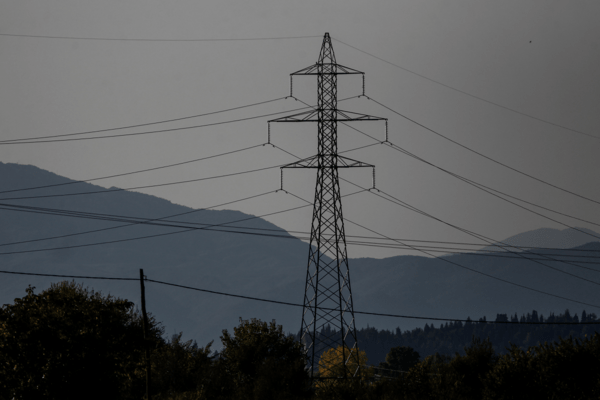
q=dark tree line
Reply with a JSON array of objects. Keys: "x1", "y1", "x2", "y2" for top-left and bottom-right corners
[
  {"x1": 347, "y1": 309, "x2": 599, "y2": 364},
  {"x1": 3, "y1": 282, "x2": 600, "y2": 400},
  {"x1": 0, "y1": 282, "x2": 311, "y2": 400}
]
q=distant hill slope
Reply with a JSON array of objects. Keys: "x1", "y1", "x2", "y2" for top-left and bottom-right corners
[
  {"x1": 0, "y1": 162, "x2": 311, "y2": 345},
  {"x1": 481, "y1": 227, "x2": 600, "y2": 252},
  {"x1": 2, "y1": 162, "x2": 600, "y2": 346}
]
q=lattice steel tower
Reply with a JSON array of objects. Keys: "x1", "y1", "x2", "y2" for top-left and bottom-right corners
[{"x1": 270, "y1": 33, "x2": 385, "y2": 377}]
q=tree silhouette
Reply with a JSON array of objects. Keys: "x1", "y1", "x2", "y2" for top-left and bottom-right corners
[
  {"x1": 217, "y1": 318, "x2": 311, "y2": 400},
  {"x1": 0, "y1": 281, "x2": 163, "y2": 400}
]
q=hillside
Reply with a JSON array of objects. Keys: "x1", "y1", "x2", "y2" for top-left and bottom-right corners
[
  {"x1": 481, "y1": 227, "x2": 600, "y2": 252},
  {"x1": 2, "y1": 161, "x2": 600, "y2": 346}
]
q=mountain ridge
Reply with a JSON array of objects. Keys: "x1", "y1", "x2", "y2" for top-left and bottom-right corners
[{"x1": 1, "y1": 161, "x2": 599, "y2": 346}]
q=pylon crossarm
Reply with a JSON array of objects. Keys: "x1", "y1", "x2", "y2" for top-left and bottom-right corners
[
  {"x1": 270, "y1": 109, "x2": 386, "y2": 122},
  {"x1": 281, "y1": 155, "x2": 320, "y2": 169},
  {"x1": 291, "y1": 63, "x2": 364, "y2": 76},
  {"x1": 269, "y1": 110, "x2": 319, "y2": 122},
  {"x1": 280, "y1": 154, "x2": 372, "y2": 169},
  {"x1": 336, "y1": 155, "x2": 373, "y2": 168},
  {"x1": 336, "y1": 110, "x2": 386, "y2": 121}
]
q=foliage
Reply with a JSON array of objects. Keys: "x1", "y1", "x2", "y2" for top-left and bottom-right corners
[
  {"x1": 3, "y1": 281, "x2": 599, "y2": 400},
  {"x1": 318, "y1": 345, "x2": 372, "y2": 380},
  {"x1": 148, "y1": 333, "x2": 600, "y2": 400},
  {"x1": 217, "y1": 318, "x2": 311, "y2": 400},
  {"x1": 485, "y1": 334, "x2": 600, "y2": 400},
  {"x1": 314, "y1": 345, "x2": 373, "y2": 399},
  {"x1": 151, "y1": 333, "x2": 214, "y2": 399},
  {"x1": 337, "y1": 309, "x2": 599, "y2": 364},
  {"x1": 369, "y1": 334, "x2": 600, "y2": 400},
  {"x1": 378, "y1": 346, "x2": 420, "y2": 377},
  {"x1": 0, "y1": 281, "x2": 163, "y2": 400}
]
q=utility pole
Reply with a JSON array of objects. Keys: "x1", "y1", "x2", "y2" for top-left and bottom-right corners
[
  {"x1": 140, "y1": 269, "x2": 151, "y2": 399},
  {"x1": 269, "y1": 33, "x2": 386, "y2": 378}
]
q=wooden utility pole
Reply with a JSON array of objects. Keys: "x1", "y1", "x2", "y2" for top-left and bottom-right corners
[{"x1": 140, "y1": 269, "x2": 151, "y2": 400}]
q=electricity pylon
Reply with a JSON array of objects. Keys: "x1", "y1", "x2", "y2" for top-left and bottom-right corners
[{"x1": 269, "y1": 33, "x2": 386, "y2": 378}]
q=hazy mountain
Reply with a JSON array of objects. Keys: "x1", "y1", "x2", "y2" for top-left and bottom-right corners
[
  {"x1": 481, "y1": 227, "x2": 600, "y2": 252},
  {"x1": 2, "y1": 162, "x2": 599, "y2": 347}
]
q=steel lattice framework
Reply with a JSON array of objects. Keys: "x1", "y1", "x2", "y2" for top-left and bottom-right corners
[{"x1": 270, "y1": 33, "x2": 386, "y2": 378}]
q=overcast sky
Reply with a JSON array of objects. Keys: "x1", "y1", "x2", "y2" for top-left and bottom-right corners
[{"x1": 1, "y1": 0, "x2": 600, "y2": 259}]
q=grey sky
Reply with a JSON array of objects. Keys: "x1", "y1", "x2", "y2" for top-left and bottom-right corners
[{"x1": 1, "y1": 0, "x2": 600, "y2": 259}]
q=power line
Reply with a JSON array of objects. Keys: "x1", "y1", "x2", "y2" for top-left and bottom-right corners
[
  {"x1": 272, "y1": 147, "x2": 600, "y2": 308},
  {"x1": 331, "y1": 36, "x2": 600, "y2": 141},
  {"x1": 368, "y1": 187, "x2": 600, "y2": 291},
  {"x1": 0, "y1": 190, "x2": 362, "y2": 256},
  {"x1": 0, "y1": 105, "x2": 314, "y2": 145},
  {"x1": 387, "y1": 143, "x2": 600, "y2": 235},
  {"x1": 347, "y1": 198, "x2": 600, "y2": 309},
  {"x1": 0, "y1": 270, "x2": 137, "y2": 281},
  {"x1": 0, "y1": 98, "x2": 286, "y2": 144},
  {"x1": 367, "y1": 96, "x2": 600, "y2": 206},
  {"x1": 273, "y1": 100, "x2": 600, "y2": 275},
  {"x1": 0, "y1": 33, "x2": 321, "y2": 42},
  {"x1": 0, "y1": 269, "x2": 597, "y2": 325},
  {"x1": 0, "y1": 163, "x2": 280, "y2": 201},
  {"x1": 288, "y1": 96, "x2": 600, "y2": 243},
  {"x1": 3, "y1": 190, "x2": 599, "y2": 254},
  {"x1": 0, "y1": 189, "x2": 278, "y2": 248},
  {"x1": 0, "y1": 142, "x2": 377, "y2": 249},
  {"x1": 274, "y1": 140, "x2": 600, "y2": 275},
  {"x1": 3, "y1": 199, "x2": 600, "y2": 267},
  {"x1": 331, "y1": 93, "x2": 600, "y2": 246},
  {"x1": 290, "y1": 186, "x2": 600, "y2": 272},
  {"x1": 0, "y1": 97, "x2": 356, "y2": 145},
  {"x1": 3, "y1": 152, "x2": 598, "y2": 303},
  {"x1": 5, "y1": 200, "x2": 600, "y2": 263},
  {"x1": 0, "y1": 190, "x2": 280, "y2": 255},
  {"x1": 0, "y1": 135, "x2": 374, "y2": 201},
  {"x1": 148, "y1": 278, "x2": 599, "y2": 324},
  {"x1": 373, "y1": 138, "x2": 600, "y2": 251},
  {"x1": 3, "y1": 202, "x2": 600, "y2": 266},
  {"x1": 346, "y1": 241, "x2": 600, "y2": 266},
  {"x1": 0, "y1": 196, "x2": 296, "y2": 256},
  {"x1": 0, "y1": 144, "x2": 263, "y2": 195}
]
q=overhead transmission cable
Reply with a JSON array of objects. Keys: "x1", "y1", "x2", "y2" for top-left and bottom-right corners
[
  {"x1": 343, "y1": 241, "x2": 600, "y2": 265},
  {"x1": 390, "y1": 144, "x2": 600, "y2": 241},
  {"x1": 0, "y1": 96, "x2": 356, "y2": 145},
  {"x1": 331, "y1": 36, "x2": 600, "y2": 141},
  {"x1": 0, "y1": 188, "x2": 276, "y2": 249},
  {"x1": 2, "y1": 202, "x2": 600, "y2": 265},
  {"x1": 0, "y1": 144, "x2": 263, "y2": 195},
  {"x1": 283, "y1": 188, "x2": 600, "y2": 310},
  {"x1": 367, "y1": 96, "x2": 600, "y2": 206},
  {"x1": 271, "y1": 145, "x2": 600, "y2": 307},
  {"x1": 342, "y1": 100, "x2": 600, "y2": 242},
  {"x1": 3, "y1": 198, "x2": 600, "y2": 264},
  {"x1": 0, "y1": 142, "x2": 377, "y2": 250},
  {"x1": 388, "y1": 143, "x2": 600, "y2": 231},
  {"x1": 0, "y1": 190, "x2": 295, "y2": 255},
  {"x1": 0, "y1": 163, "x2": 279, "y2": 201},
  {"x1": 288, "y1": 96, "x2": 600, "y2": 243},
  {"x1": 346, "y1": 96, "x2": 600, "y2": 244},
  {"x1": 0, "y1": 33, "x2": 321, "y2": 42},
  {"x1": 0, "y1": 189, "x2": 366, "y2": 256},
  {"x1": 0, "y1": 97, "x2": 285, "y2": 143},
  {"x1": 366, "y1": 186, "x2": 600, "y2": 287},
  {"x1": 0, "y1": 136, "x2": 374, "y2": 202},
  {"x1": 0, "y1": 269, "x2": 596, "y2": 325},
  {"x1": 0, "y1": 105, "x2": 309, "y2": 145}
]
